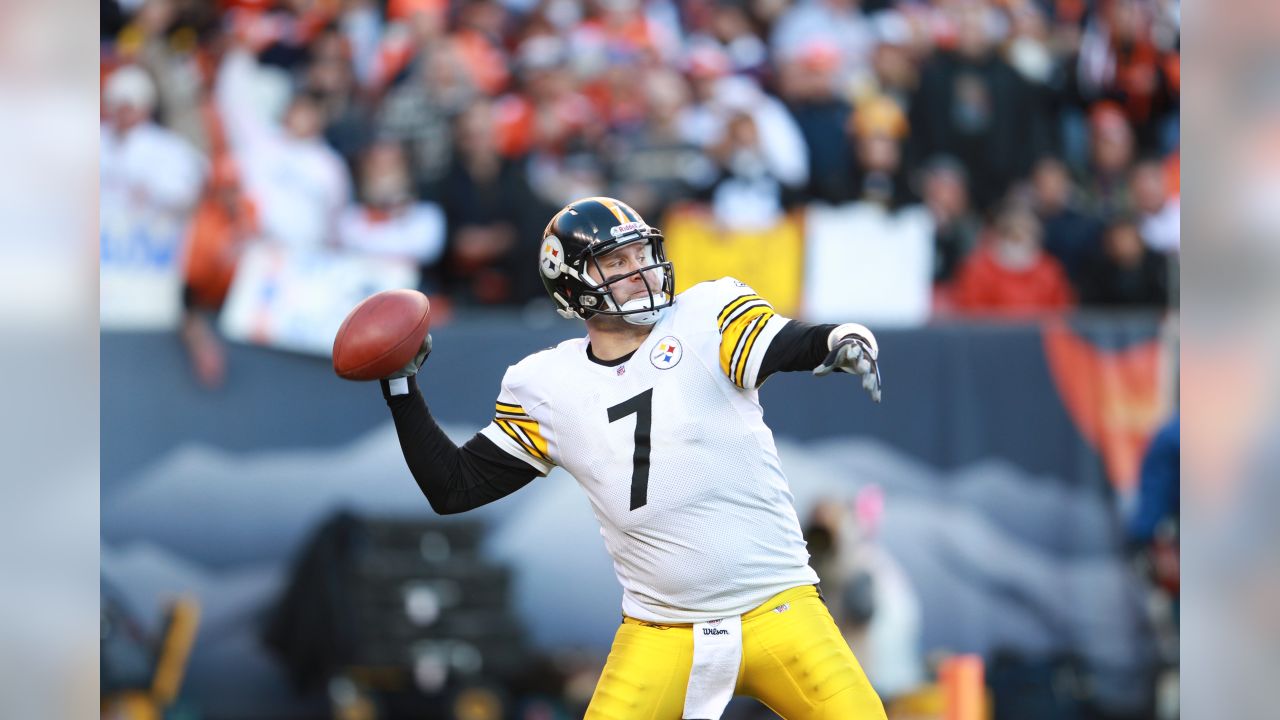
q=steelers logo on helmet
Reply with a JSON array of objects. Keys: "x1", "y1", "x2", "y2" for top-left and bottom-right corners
[{"x1": 540, "y1": 235, "x2": 565, "y2": 279}]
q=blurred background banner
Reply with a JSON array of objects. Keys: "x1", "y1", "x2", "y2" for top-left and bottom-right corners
[
  {"x1": 663, "y1": 205, "x2": 805, "y2": 318},
  {"x1": 803, "y1": 202, "x2": 934, "y2": 325},
  {"x1": 100, "y1": 255, "x2": 186, "y2": 331},
  {"x1": 219, "y1": 243, "x2": 420, "y2": 355}
]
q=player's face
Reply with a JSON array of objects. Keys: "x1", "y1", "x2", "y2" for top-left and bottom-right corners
[{"x1": 589, "y1": 241, "x2": 662, "y2": 304}]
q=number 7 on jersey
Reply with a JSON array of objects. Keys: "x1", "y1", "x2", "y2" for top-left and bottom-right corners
[{"x1": 607, "y1": 388, "x2": 653, "y2": 510}]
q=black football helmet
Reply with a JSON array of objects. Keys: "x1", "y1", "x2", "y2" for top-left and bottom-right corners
[{"x1": 539, "y1": 197, "x2": 676, "y2": 323}]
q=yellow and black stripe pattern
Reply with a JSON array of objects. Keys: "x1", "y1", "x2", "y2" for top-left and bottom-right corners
[
  {"x1": 718, "y1": 293, "x2": 776, "y2": 388},
  {"x1": 493, "y1": 401, "x2": 551, "y2": 463},
  {"x1": 583, "y1": 196, "x2": 642, "y2": 225}
]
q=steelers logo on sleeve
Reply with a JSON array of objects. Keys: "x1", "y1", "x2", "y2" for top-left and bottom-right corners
[{"x1": 650, "y1": 336, "x2": 683, "y2": 370}]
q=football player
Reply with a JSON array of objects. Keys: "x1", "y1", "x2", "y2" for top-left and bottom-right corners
[{"x1": 381, "y1": 197, "x2": 886, "y2": 719}]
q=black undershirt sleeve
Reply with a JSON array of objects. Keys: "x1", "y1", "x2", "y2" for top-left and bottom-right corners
[
  {"x1": 380, "y1": 375, "x2": 540, "y2": 515},
  {"x1": 757, "y1": 320, "x2": 838, "y2": 385}
]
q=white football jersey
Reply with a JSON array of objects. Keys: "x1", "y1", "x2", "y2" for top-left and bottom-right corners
[{"x1": 480, "y1": 277, "x2": 820, "y2": 623}]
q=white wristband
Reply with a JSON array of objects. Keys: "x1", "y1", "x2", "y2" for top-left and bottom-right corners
[
  {"x1": 387, "y1": 377, "x2": 410, "y2": 396},
  {"x1": 827, "y1": 323, "x2": 878, "y2": 359}
]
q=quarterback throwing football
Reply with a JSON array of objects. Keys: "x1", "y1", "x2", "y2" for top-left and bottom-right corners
[{"x1": 381, "y1": 197, "x2": 886, "y2": 719}]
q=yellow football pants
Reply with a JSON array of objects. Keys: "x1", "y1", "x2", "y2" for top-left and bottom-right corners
[{"x1": 585, "y1": 585, "x2": 887, "y2": 719}]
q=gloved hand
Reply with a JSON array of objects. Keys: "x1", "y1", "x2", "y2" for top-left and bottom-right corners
[
  {"x1": 813, "y1": 323, "x2": 881, "y2": 403},
  {"x1": 384, "y1": 334, "x2": 433, "y2": 380}
]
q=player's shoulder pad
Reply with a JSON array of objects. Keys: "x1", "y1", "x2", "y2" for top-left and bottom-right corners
[
  {"x1": 678, "y1": 276, "x2": 765, "y2": 311},
  {"x1": 677, "y1": 277, "x2": 773, "y2": 330},
  {"x1": 500, "y1": 337, "x2": 585, "y2": 406}
]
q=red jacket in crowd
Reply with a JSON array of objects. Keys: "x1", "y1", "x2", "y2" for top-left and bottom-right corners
[{"x1": 950, "y1": 243, "x2": 1076, "y2": 315}]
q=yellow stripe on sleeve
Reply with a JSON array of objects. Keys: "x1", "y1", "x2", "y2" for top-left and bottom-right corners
[
  {"x1": 495, "y1": 418, "x2": 550, "y2": 461},
  {"x1": 719, "y1": 304, "x2": 775, "y2": 387},
  {"x1": 735, "y1": 309, "x2": 773, "y2": 387},
  {"x1": 495, "y1": 401, "x2": 527, "y2": 416},
  {"x1": 494, "y1": 418, "x2": 530, "y2": 452},
  {"x1": 505, "y1": 417, "x2": 550, "y2": 460},
  {"x1": 717, "y1": 294, "x2": 763, "y2": 330}
]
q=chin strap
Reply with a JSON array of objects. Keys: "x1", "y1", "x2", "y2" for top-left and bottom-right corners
[{"x1": 619, "y1": 297, "x2": 664, "y2": 325}]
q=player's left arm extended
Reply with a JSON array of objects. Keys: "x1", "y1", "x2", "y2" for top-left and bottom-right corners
[{"x1": 759, "y1": 321, "x2": 882, "y2": 403}]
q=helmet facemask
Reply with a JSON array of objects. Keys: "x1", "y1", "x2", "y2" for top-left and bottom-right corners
[
  {"x1": 550, "y1": 236, "x2": 675, "y2": 324},
  {"x1": 581, "y1": 239, "x2": 674, "y2": 325}
]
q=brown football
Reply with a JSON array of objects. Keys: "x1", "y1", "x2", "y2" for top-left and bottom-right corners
[{"x1": 332, "y1": 289, "x2": 431, "y2": 381}]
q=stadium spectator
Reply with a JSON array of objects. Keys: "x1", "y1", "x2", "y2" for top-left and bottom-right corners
[
  {"x1": 101, "y1": 65, "x2": 207, "y2": 238},
  {"x1": 1078, "y1": 215, "x2": 1170, "y2": 308},
  {"x1": 102, "y1": 64, "x2": 213, "y2": 386},
  {"x1": 681, "y1": 74, "x2": 809, "y2": 193},
  {"x1": 690, "y1": 75, "x2": 809, "y2": 228},
  {"x1": 608, "y1": 69, "x2": 718, "y2": 220},
  {"x1": 569, "y1": 0, "x2": 681, "y2": 71},
  {"x1": 376, "y1": 41, "x2": 477, "y2": 200},
  {"x1": 452, "y1": 0, "x2": 513, "y2": 96},
  {"x1": 907, "y1": 0, "x2": 1054, "y2": 211},
  {"x1": 304, "y1": 26, "x2": 372, "y2": 171},
  {"x1": 919, "y1": 156, "x2": 981, "y2": 284},
  {"x1": 441, "y1": 101, "x2": 547, "y2": 305},
  {"x1": 1031, "y1": 155, "x2": 1105, "y2": 287},
  {"x1": 866, "y1": 10, "x2": 920, "y2": 110},
  {"x1": 182, "y1": 157, "x2": 258, "y2": 313},
  {"x1": 1072, "y1": 0, "x2": 1180, "y2": 153},
  {"x1": 581, "y1": 51, "x2": 652, "y2": 134},
  {"x1": 338, "y1": 142, "x2": 447, "y2": 280},
  {"x1": 1131, "y1": 158, "x2": 1180, "y2": 254},
  {"x1": 119, "y1": 0, "x2": 213, "y2": 152},
  {"x1": 778, "y1": 43, "x2": 856, "y2": 204},
  {"x1": 492, "y1": 35, "x2": 597, "y2": 159},
  {"x1": 1003, "y1": 0, "x2": 1057, "y2": 90},
  {"x1": 179, "y1": 156, "x2": 261, "y2": 390},
  {"x1": 685, "y1": 0, "x2": 770, "y2": 78},
  {"x1": 770, "y1": 0, "x2": 877, "y2": 95},
  {"x1": 99, "y1": 0, "x2": 1179, "y2": 325},
  {"x1": 335, "y1": 0, "x2": 384, "y2": 89},
  {"x1": 367, "y1": 0, "x2": 448, "y2": 91},
  {"x1": 950, "y1": 200, "x2": 1075, "y2": 314},
  {"x1": 215, "y1": 45, "x2": 351, "y2": 250},
  {"x1": 707, "y1": 111, "x2": 789, "y2": 230},
  {"x1": 847, "y1": 95, "x2": 914, "y2": 208},
  {"x1": 1080, "y1": 101, "x2": 1137, "y2": 219}
]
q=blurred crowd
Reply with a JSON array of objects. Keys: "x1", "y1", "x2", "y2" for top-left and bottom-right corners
[{"x1": 100, "y1": 0, "x2": 1180, "y2": 319}]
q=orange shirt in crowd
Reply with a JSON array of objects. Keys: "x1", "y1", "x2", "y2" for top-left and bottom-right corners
[
  {"x1": 184, "y1": 192, "x2": 259, "y2": 310},
  {"x1": 492, "y1": 92, "x2": 594, "y2": 157},
  {"x1": 950, "y1": 244, "x2": 1076, "y2": 315},
  {"x1": 453, "y1": 29, "x2": 510, "y2": 96},
  {"x1": 184, "y1": 155, "x2": 259, "y2": 310}
]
